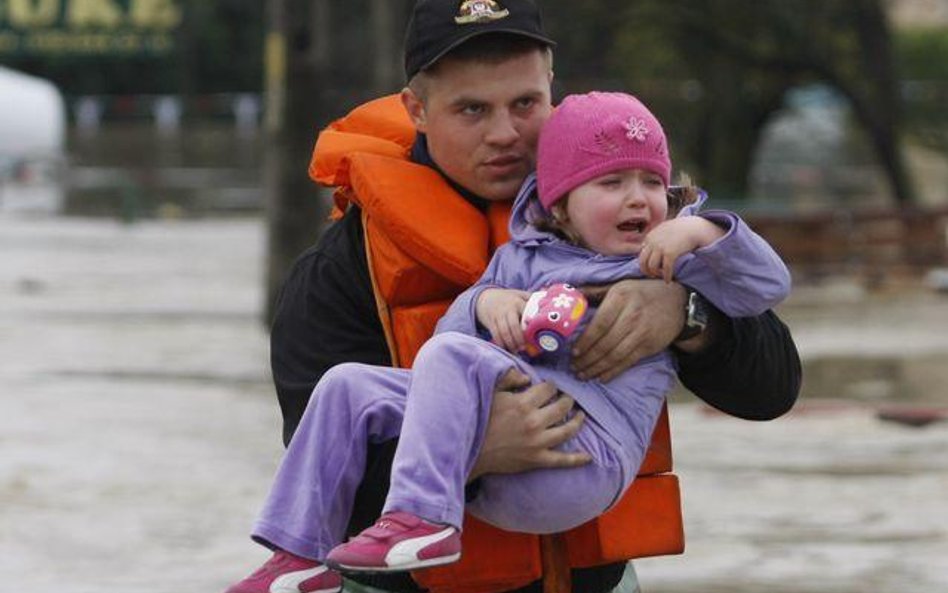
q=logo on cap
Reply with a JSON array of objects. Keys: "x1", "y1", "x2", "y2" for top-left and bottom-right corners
[{"x1": 455, "y1": 0, "x2": 510, "y2": 25}]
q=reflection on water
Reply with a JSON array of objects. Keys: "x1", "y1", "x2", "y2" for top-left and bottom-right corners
[
  {"x1": 65, "y1": 122, "x2": 264, "y2": 219},
  {"x1": 667, "y1": 351, "x2": 948, "y2": 408},
  {"x1": 804, "y1": 354, "x2": 948, "y2": 404}
]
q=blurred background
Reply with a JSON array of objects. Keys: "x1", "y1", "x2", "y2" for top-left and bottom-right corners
[{"x1": 1, "y1": 1, "x2": 946, "y2": 592}]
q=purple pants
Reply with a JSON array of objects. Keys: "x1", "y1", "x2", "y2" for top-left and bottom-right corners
[{"x1": 252, "y1": 332, "x2": 625, "y2": 560}]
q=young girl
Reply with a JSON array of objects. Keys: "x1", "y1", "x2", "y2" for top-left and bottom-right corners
[{"x1": 225, "y1": 92, "x2": 790, "y2": 593}]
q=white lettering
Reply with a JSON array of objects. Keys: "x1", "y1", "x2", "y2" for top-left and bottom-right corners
[
  {"x1": 9, "y1": 0, "x2": 60, "y2": 27},
  {"x1": 67, "y1": 0, "x2": 123, "y2": 28},
  {"x1": 129, "y1": 0, "x2": 180, "y2": 29}
]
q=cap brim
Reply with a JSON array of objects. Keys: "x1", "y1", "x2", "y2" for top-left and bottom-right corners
[{"x1": 419, "y1": 29, "x2": 556, "y2": 74}]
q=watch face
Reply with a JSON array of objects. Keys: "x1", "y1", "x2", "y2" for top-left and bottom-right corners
[
  {"x1": 688, "y1": 291, "x2": 709, "y2": 329},
  {"x1": 676, "y1": 290, "x2": 708, "y2": 342}
]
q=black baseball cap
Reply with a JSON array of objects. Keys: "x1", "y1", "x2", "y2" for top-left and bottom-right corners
[{"x1": 404, "y1": 0, "x2": 556, "y2": 80}]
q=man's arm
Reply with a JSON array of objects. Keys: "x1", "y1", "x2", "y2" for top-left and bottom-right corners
[
  {"x1": 270, "y1": 209, "x2": 391, "y2": 445},
  {"x1": 675, "y1": 306, "x2": 801, "y2": 420},
  {"x1": 574, "y1": 279, "x2": 801, "y2": 419}
]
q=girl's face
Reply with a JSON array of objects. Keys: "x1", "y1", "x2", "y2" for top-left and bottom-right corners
[{"x1": 561, "y1": 168, "x2": 668, "y2": 256}]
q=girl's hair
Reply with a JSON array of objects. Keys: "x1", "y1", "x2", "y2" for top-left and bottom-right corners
[
  {"x1": 667, "y1": 174, "x2": 700, "y2": 216},
  {"x1": 532, "y1": 174, "x2": 700, "y2": 247},
  {"x1": 533, "y1": 201, "x2": 582, "y2": 245}
]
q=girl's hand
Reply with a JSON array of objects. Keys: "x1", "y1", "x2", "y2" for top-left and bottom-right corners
[
  {"x1": 640, "y1": 217, "x2": 725, "y2": 282},
  {"x1": 476, "y1": 288, "x2": 530, "y2": 353}
]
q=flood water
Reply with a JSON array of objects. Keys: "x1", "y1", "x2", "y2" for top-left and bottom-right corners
[{"x1": 1, "y1": 124, "x2": 947, "y2": 592}]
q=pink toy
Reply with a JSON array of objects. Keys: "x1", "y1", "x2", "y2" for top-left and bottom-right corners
[{"x1": 520, "y1": 283, "x2": 588, "y2": 357}]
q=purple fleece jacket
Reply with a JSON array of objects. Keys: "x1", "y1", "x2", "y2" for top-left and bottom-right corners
[{"x1": 435, "y1": 174, "x2": 791, "y2": 480}]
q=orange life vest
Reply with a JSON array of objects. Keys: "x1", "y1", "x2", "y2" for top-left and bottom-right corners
[{"x1": 310, "y1": 95, "x2": 684, "y2": 593}]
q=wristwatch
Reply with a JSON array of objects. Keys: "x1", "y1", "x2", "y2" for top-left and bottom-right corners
[{"x1": 675, "y1": 288, "x2": 709, "y2": 342}]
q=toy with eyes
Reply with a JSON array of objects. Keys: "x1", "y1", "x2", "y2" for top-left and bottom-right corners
[{"x1": 520, "y1": 283, "x2": 588, "y2": 357}]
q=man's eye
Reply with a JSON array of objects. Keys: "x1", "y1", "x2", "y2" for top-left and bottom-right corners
[
  {"x1": 461, "y1": 104, "x2": 485, "y2": 116},
  {"x1": 514, "y1": 97, "x2": 535, "y2": 110}
]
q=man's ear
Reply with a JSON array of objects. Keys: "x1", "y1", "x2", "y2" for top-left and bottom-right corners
[{"x1": 401, "y1": 87, "x2": 427, "y2": 134}]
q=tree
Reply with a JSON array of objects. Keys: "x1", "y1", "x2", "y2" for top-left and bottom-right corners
[
  {"x1": 896, "y1": 27, "x2": 948, "y2": 155},
  {"x1": 263, "y1": 0, "x2": 408, "y2": 320},
  {"x1": 263, "y1": 0, "x2": 327, "y2": 323},
  {"x1": 644, "y1": 0, "x2": 913, "y2": 203},
  {"x1": 545, "y1": 0, "x2": 916, "y2": 204}
]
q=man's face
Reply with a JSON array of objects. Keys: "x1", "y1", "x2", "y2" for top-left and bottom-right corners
[{"x1": 403, "y1": 51, "x2": 553, "y2": 202}]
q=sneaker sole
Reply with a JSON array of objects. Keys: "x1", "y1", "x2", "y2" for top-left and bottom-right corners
[
  {"x1": 326, "y1": 552, "x2": 461, "y2": 574},
  {"x1": 267, "y1": 565, "x2": 343, "y2": 593}
]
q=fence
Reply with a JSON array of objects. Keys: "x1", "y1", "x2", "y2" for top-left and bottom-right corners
[{"x1": 746, "y1": 206, "x2": 948, "y2": 282}]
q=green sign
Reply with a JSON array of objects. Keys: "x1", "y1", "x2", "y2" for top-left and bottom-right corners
[{"x1": 0, "y1": 0, "x2": 181, "y2": 56}]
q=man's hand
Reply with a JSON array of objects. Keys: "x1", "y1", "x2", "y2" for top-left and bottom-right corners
[
  {"x1": 572, "y1": 279, "x2": 687, "y2": 382},
  {"x1": 475, "y1": 288, "x2": 530, "y2": 353},
  {"x1": 469, "y1": 369, "x2": 591, "y2": 480}
]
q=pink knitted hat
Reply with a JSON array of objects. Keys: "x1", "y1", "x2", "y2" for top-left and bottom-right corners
[{"x1": 536, "y1": 92, "x2": 671, "y2": 210}]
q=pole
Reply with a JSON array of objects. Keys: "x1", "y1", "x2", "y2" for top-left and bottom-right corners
[
  {"x1": 540, "y1": 533, "x2": 572, "y2": 593},
  {"x1": 262, "y1": 0, "x2": 330, "y2": 323}
]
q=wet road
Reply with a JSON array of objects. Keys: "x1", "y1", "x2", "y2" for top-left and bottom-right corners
[{"x1": 1, "y1": 216, "x2": 946, "y2": 593}]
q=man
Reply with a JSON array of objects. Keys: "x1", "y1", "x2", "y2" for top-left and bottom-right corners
[{"x1": 266, "y1": 1, "x2": 800, "y2": 592}]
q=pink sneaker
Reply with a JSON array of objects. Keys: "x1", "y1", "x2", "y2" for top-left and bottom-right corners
[
  {"x1": 326, "y1": 512, "x2": 461, "y2": 572},
  {"x1": 224, "y1": 550, "x2": 342, "y2": 593}
]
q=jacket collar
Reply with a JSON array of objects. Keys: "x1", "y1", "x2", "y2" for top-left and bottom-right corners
[{"x1": 411, "y1": 133, "x2": 489, "y2": 212}]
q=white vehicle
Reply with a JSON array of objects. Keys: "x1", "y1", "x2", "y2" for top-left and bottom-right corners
[{"x1": 0, "y1": 66, "x2": 66, "y2": 214}]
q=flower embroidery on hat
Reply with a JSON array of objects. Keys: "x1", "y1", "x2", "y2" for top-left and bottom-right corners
[{"x1": 623, "y1": 116, "x2": 649, "y2": 142}]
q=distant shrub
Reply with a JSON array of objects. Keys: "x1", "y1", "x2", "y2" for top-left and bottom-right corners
[{"x1": 896, "y1": 28, "x2": 948, "y2": 153}]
